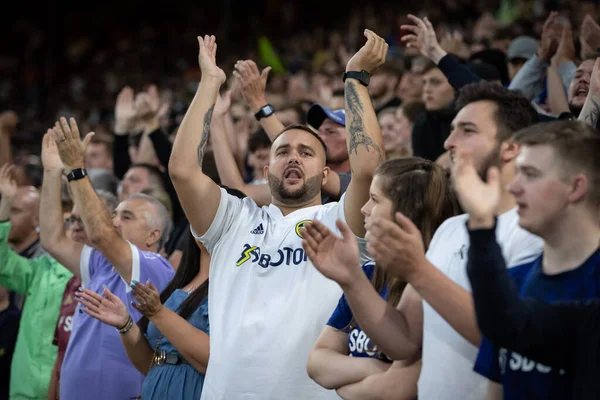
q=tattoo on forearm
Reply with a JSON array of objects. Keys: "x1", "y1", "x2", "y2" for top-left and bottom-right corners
[
  {"x1": 345, "y1": 81, "x2": 383, "y2": 161},
  {"x1": 197, "y1": 104, "x2": 215, "y2": 166},
  {"x1": 584, "y1": 98, "x2": 599, "y2": 128}
]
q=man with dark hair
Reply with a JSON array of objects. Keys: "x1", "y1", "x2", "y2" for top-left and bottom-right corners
[
  {"x1": 321, "y1": 81, "x2": 543, "y2": 399},
  {"x1": 412, "y1": 61, "x2": 457, "y2": 161},
  {"x1": 246, "y1": 129, "x2": 272, "y2": 184},
  {"x1": 453, "y1": 120, "x2": 600, "y2": 399},
  {"x1": 119, "y1": 163, "x2": 165, "y2": 201},
  {"x1": 370, "y1": 62, "x2": 403, "y2": 114},
  {"x1": 171, "y1": 32, "x2": 385, "y2": 399}
]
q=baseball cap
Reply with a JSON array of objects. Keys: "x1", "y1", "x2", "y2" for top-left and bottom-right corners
[
  {"x1": 306, "y1": 104, "x2": 346, "y2": 129},
  {"x1": 507, "y1": 36, "x2": 537, "y2": 61}
]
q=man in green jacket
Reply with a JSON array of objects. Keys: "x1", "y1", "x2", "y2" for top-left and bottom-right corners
[{"x1": 0, "y1": 163, "x2": 72, "y2": 399}]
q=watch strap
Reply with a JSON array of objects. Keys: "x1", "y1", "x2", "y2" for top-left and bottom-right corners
[
  {"x1": 343, "y1": 70, "x2": 370, "y2": 86},
  {"x1": 254, "y1": 104, "x2": 275, "y2": 121},
  {"x1": 67, "y1": 168, "x2": 88, "y2": 182}
]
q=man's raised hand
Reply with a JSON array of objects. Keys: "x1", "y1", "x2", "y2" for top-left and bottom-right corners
[
  {"x1": 0, "y1": 163, "x2": 17, "y2": 199},
  {"x1": 346, "y1": 29, "x2": 389, "y2": 74},
  {"x1": 233, "y1": 60, "x2": 271, "y2": 112},
  {"x1": 197, "y1": 35, "x2": 226, "y2": 84},
  {"x1": 52, "y1": 117, "x2": 95, "y2": 174},
  {"x1": 114, "y1": 86, "x2": 138, "y2": 135},
  {"x1": 41, "y1": 130, "x2": 64, "y2": 172},
  {"x1": 401, "y1": 15, "x2": 446, "y2": 64},
  {"x1": 452, "y1": 149, "x2": 500, "y2": 229}
]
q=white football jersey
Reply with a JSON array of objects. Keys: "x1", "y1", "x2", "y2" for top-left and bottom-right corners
[{"x1": 195, "y1": 188, "x2": 370, "y2": 400}]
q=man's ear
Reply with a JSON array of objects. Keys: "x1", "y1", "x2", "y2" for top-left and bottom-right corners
[
  {"x1": 501, "y1": 141, "x2": 521, "y2": 164},
  {"x1": 567, "y1": 174, "x2": 590, "y2": 205},
  {"x1": 147, "y1": 229, "x2": 162, "y2": 249},
  {"x1": 321, "y1": 166, "x2": 330, "y2": 187}
]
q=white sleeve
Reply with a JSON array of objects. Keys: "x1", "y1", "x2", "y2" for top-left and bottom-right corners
[
  {"x1": 79, "y1": 245, "x2": 94, "y2": 288},
  {"x1": 121, "y1": 242, "x2": 140, "y2": 293},
  {"x1": 191, "y1": 187, "x2": 250, "y2": 253},
  {"x1": 504, "y1": 229, "x2": 543, "y2": 268}
]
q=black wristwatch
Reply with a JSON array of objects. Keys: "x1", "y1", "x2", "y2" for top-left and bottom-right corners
[
  {"x1": 254, "y1": 104, "x2": 275, "y2": 121},
  {"x1": 66, "y1": 168, "x2": 88, "y2": 182},
  {"x1": 343, "y1": 70, "x2": 371, "y2": 87}
]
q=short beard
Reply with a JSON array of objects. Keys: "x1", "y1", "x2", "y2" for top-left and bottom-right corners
[
  {"x1": 569, "y1": 102, "x2": 583, "y2": 118},
  {"x1": 268, "y1": 173, "x2": 322, "y2": 205},
  {"x1": 477, "y1": 144, "x2": 502, "y2": 181}
]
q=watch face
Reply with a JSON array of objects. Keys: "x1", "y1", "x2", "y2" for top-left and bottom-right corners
[
  {"x1": 361, "y1": 72, "x2": 370, "y2": 85},
  {"x1": 264, "y1": 105, "x2": 274, "y2": 114}
]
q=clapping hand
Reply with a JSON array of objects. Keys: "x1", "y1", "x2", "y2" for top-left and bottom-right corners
[
  {"x1": 401, "y1": 15, "x2": 446, "y2": 63},
  {"x1": 0, "y1": 163, "x2": 17, "y2": 200},
  {"x1": 197, "y1": 35, "x2": 226, "y2": 85},
  {"x1": 41, "y1": 130, "x2": 64, "y2": 172},
  {"x1": 365, "y1": 213, "x2": 427, "y2": 281},
  {"x1": 538, "y1": 12, "x2": 561, "y2": 63},
  {"x1": 301, "y1": 219, "x2": 362, "y2": 287},
  {"x1": 213, "y1": 90, "x2": 232, "y2": 119},
  {"x1": 346, "y1": 29, "x2": 388, "y2": 74},
  {"x1": 51, "y1": 117, "x2": 95, "y2": 175},
  {"x1": 233, "y1": 60, "x2": 271, "y2": 112},
  {"x1": 76, "y1": 286, "x2": 130, "y2": 329},
  {"x1": 131, "y1": 280, "x2": 164, "y2": 319},
  {"x1": 452, "y1": 149, "x2": 500, "y2": 229}
]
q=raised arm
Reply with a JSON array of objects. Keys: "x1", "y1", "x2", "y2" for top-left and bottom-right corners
[
  {"x1": 52, "y1": 118, "x2": 134, "y2": 283},
  {"x1": 169, "y1": 35, "x2": 225, "y2": 237},
  {"x1": 343, "y1": 30, "x2": 386, "y2": 236},
  {"x1": 39, "y1": 132, "x2": 83, "y2": 276},
  {"x1": 234, "y1": 60, "x2": 283, "y2": 141},
  {"x1": 210, "y1": 91, "x2": 272, "y2": 205},
  {"x1": 113, "y1": 87, "x2": 137, "y2": 179},
  {"x1": 0, "y1": 111, "x2": 17, "y2": 167},
  {"x1": 508, "y1": 13, "x2": 559, "y2": 99},
  {"x1": 307, "y1": 326, "x2": 390, "y2": 390},
  {"x1": 546, "y1": 66, "x2": 570, "y2": 116},
  {"x1": 401, "y1": 15, "x2": 480, "y2": 91}
]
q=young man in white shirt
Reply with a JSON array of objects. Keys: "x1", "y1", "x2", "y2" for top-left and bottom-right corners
[
  {"x1": 169, "y1": 33, "x2": 387, "y2": 399},
  {"x1": 313, "y1": 82, "x2": 545, "y2": 399}
]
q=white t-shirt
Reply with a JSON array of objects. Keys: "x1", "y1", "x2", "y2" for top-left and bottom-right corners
[
  {"x1": 419, "y1": 208, "x2": 543, "y2": 399},
  {"x1": 194, "y1": 188, "x2": 370, "y2": 400}
]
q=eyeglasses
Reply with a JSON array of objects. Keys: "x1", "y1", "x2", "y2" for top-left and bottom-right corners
[{"x1": 65, "y1": 216, "x2": 83, "y2": 226}]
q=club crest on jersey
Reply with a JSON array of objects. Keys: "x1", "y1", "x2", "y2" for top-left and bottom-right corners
[{"x1": 295, "y1": 220, "x2": 312, "y2": 238}]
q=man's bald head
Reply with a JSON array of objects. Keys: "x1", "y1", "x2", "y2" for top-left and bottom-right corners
[{"x1": 8, "y1": 186, "x2": 41, "y2": 245}]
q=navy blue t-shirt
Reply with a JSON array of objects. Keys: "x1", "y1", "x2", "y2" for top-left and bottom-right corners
[
  {"x1": 474, "y1": 249, "x2": 600, "y2": 399},
  {"x1": 327, "y1": 262, "x2": 392, "y2": 362}
]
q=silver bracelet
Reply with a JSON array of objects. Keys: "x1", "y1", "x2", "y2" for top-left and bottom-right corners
[{"x1": 116, "y1": 316, "x2": 133, "y2": 335}]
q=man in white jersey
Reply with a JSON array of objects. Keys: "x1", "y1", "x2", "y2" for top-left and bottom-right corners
[
  {"x1": 312, "y1": 82, "x2": 545, "y2": 399},
  {"x1": 169, "y1": 33, "x2": 387, "y2": 399}
]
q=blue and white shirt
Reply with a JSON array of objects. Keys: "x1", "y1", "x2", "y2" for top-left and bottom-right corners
[{"x1": 327, "y1": 262, "x2": 392, "y2": 362}]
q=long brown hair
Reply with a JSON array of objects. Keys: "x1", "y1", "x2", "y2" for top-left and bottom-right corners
[{"x1": 370, "y1": 157, "x2": 458, "y2": 310}]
